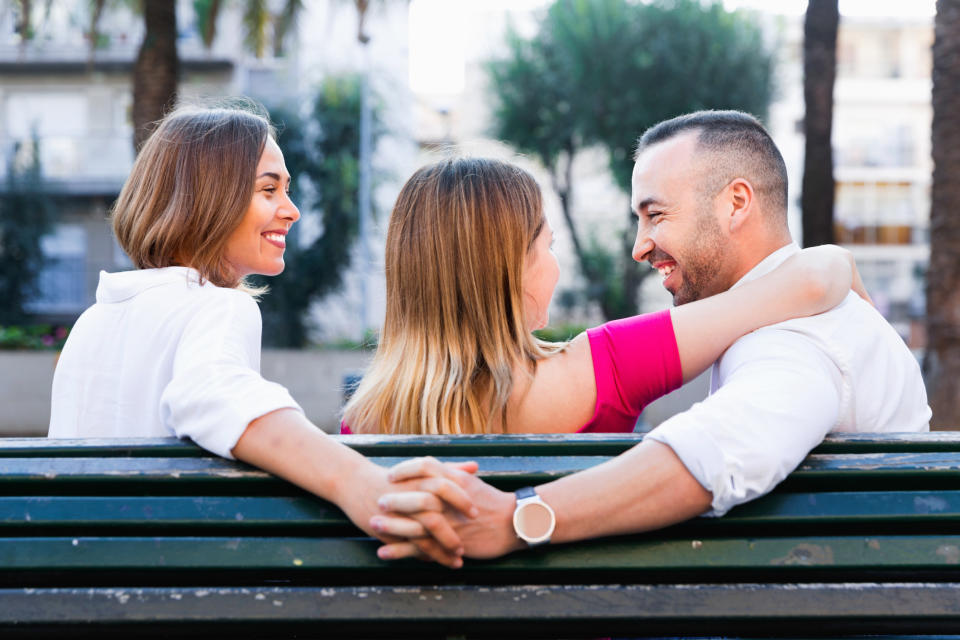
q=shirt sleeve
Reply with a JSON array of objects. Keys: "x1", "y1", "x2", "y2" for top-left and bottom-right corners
[
  {"x1": 160, "y1": 289, "x2": 302, "y2": 459},
  {"x1": 582, "y1": 310, "x2": 683, "y2": 432},
  {"x1": 645, "y1": 328, "x2": 842, "y2": 516}
]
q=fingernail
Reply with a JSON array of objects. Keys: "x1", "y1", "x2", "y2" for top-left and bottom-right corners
[
  {"x1": 456, "y1": 546, "x2": 464, "y2": 556},
  {"x1": 452, "y1": 557, "x2": 463, "y2": 569},
  {"x1": 370, "y1": 517, "x2": 383, "y2": 532},
  {"x1": 378, "y1": 548, "x2": 393, "y2": 560},
  {"x1": 377, "y1": 498, "x2": 389, "y2": 511},
  {"x1": 469, "y1": 507, "x2": 479, "y2": 518}
]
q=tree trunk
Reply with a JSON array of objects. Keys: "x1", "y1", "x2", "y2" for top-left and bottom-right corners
[
  {"x1": 925, "y1": 0, "x2": 960, "y2": 429},
  {"x1": 801, "y1": 0, "x2": 838, "y2": 247},
  {"x1": 133, "y1": 0, "x2": 178, "y2": 152}
]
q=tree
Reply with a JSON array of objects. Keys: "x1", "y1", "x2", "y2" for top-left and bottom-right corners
[
  {"x1": 132, "y1": 0, "x2": 178, "y2": 151},
  {"x1": 0, "y1": 139, "x2": 58, "y2": 324},
  {"x1": 487, "y1": 0, "x2": 775, "y2": 320},
  {"x1": 801, "y1": 0, "x2": 839, "y2": 248},
  {"x1": 82, "y1": 0, "x2": 304, "y2": 151},
  {"x1": 251, "y1": 75, "x2": 381, "y2": 347},
  {"x1": 925, "y1": 0, "x2": 960, "y2": 428}
]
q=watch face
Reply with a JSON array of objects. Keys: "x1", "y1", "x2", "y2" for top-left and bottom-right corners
[{"x1": 517, "y1": 502, "x2": 553, "y2": 539}]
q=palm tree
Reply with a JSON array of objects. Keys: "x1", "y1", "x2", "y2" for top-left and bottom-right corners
[
  {"x1": 801, "y1": 0, "x2": 839, "y2": 247},
  {"x1": 925, "y1": 0, "x2": 960, "y2": 428},
  {"x1": 132, "y1": 0, "x2": 178, "y2": 151},
  {"x1": 85, "y1": 0, "x2": 303, "y2": 152}
]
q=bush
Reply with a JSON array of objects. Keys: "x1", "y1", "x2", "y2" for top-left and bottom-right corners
[
  {"x1": 0, "y1": 324, "x2": 70, "y2": 350},
  {"x1": 534, "y1": 324, "x2": 588, "y2": 343}
]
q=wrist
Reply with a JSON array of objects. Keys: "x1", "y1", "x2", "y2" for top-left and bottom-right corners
[
  {"x1": 329, "y1": 446, "x2": 378, "y2": 506},
  {"x1": 511, "y1": 486, "x2": 556, "y2": 547}
]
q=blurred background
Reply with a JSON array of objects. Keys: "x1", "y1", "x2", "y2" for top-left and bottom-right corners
[{"x1": 0, "y1": 0, "x2": 954, "y2": 435}]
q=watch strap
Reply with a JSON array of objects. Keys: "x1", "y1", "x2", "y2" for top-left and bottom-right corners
[{"x1": 515, "y1": 486, "x2": 537, "y2": 502}]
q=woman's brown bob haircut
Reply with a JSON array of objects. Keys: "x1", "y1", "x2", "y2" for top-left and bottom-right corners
[{"x1": 112, "y1": 106, "x2": 274, "y2": 289}]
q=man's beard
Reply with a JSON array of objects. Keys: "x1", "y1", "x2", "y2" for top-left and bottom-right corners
[{"x1": 669, "y1": 210, "x2": 727, "y2": 306}]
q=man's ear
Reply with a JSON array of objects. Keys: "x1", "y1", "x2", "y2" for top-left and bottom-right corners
[{"x1": 724, "y1": 178, "x2": 755, "y2": 233}]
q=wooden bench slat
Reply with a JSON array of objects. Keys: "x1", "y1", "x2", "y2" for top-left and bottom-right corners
[
  {"x1": 5, "y1": 535, "x2": 960, "y2": 574},
  {"x1": 1, "y1": 583, "x2": 960, "y2": 635},
  {"x1": 5, "y1": 490, "x2": 960, "y2": 532},
  {"x1": 0, "y1": 496, "x2": 343, "y2": 528},
  {"x1": 4, "y1": 432, "x2": 960, "y2": 459},
  {"x1": 3, "y1": 454, "x2": 960, "y2": 495}
]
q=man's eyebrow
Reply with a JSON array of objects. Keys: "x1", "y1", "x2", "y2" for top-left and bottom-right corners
[{"x1": 635, "y1": 197, "x2": 665, "y2": 213}]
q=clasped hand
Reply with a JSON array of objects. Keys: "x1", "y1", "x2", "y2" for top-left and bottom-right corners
[{"x1": 371, "y1": 457, "x2": 521, "y2": 567}]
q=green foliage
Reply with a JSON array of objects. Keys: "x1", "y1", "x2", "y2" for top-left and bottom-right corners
[
  {"x1": 0, "y1": 324, "x2": 70, "y2": 350},
  {"x1": 487, "y1": 0, "x2": 774, "y2": 318},
  {"x1": 534, "y1": 323, "x2": 588, "y2": 343},
  {"x1": 0, "y1": 140, "x2": 58, "y2": 325},
  {"x1": 251, "y1": 75, "x2": 382, "y2": 347}
]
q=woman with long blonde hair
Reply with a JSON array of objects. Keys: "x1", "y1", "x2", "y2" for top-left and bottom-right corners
[{"x1": 342, "y1": 157, "x2": 865, "y2": 436}]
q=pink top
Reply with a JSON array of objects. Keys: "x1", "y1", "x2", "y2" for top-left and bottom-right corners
[
  {"x1": 340, "y1": 309, "x2": 681, "y2": 435},
  {"x1": 577, "y1": 309, "x2": 682, "y2": 433}
]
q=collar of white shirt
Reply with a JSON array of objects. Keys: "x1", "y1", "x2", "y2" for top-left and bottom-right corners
[
  {"x1": 96, "y1": 266, "x2": 204, "y2": 304},
  {"x1": 728, "y1": 242, "x2": 800, "y2": 291}
]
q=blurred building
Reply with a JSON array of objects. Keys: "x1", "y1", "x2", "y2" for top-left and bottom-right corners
[
  {"x1": 770, "y1": 11, "x2": 932, "y2": 349},
  {"x1": 0, "y1": 1, "x2": 296, "y2": 323}
]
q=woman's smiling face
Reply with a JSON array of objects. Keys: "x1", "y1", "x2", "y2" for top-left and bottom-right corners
[{"x1": 224, "y1": 137, "x2": 300, "y2": 279}]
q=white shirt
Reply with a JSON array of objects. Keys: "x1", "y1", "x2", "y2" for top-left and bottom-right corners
[
  {"x1": 646, "y1": 244, "x2": 931, "y2": 516},
  {"x1": 49, "y1": 267, "x2": 302, "y2": 459}
]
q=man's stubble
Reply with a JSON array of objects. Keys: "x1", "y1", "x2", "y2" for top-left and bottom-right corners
[{"x1": 671, "y1": 204, "x2": 729, "y2": 307}]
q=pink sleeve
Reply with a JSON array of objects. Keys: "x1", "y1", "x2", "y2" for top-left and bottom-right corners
[
  {"x1": 578, "y1": 309, "x2": 683, "y2": 433},
  {"x1": 339, "y1": 421, "x2": 353, "y2": 435}
]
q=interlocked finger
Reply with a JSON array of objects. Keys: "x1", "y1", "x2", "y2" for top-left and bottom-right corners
[
  {"x1": 411, "y1": 509, "x2": 463, "y2": 553},
  {"x1": 416, "y1": 476, "x2": 477, "y2": 517},
  {"x1": 388, "y1": 456, "x2": 445, "y2": 482},
  {"x1": 378, "y1": 540, "x2": 463, "y2": 569},
  {"x1": 370, "y1": 514, "x2": 428, "y2": 539},
  {"x1": 378, "y1": 490, "x2": 444, "y2": 514}
]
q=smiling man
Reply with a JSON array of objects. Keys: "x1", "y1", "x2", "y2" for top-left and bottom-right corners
[{"x1": 375, "y1": 110, "x2": 931, "y2": 562}]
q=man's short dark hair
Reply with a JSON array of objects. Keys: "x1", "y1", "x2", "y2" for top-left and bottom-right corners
[{"x1": 635, "y1": 110, "x2": 788, "y2": 219}]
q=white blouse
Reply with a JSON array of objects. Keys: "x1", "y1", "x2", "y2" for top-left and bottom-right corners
[{"x1": 49, "y1": 267, "x2": 301, "y2": 458}]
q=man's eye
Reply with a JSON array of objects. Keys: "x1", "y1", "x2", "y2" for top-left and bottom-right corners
[{"x1": 647, "y1": 211, "x2": 663, "y2": 220}]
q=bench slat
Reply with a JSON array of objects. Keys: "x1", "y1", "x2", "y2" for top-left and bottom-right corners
[
  {"x1": 4, "y1": 535, "x2": 960, "y2": 574},
  {"x1": 3, "y1": 453, "x2": 960, "y2": 494},
  {"x1": 0, "y1": 583, "x2": 959, "y2": 637},
  {"x1": 4, "y1": 491, "x2": 960, "y2": 532},
  {"x1": 3, "y1": 432, "x2": 960, "y2": 458}
]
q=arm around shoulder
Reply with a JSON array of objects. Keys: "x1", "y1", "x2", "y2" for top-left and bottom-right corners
[{"x1": 669, "y1": 245, "x2": 855, "y2": 382}]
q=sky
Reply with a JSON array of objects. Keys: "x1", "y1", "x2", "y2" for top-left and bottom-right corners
[{"x1": 407, "y1": 0, "x2": 938, "y2": 95}]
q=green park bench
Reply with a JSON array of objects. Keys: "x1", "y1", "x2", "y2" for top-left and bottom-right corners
[{"x1": 2, "y1": 432, "x2": 960, "y2": 638}]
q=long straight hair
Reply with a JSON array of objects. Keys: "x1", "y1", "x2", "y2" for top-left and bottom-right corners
[
  {"x1": 343, "y1": 157, "x2": 563, "y2": 435},
  {"x1": 111, "y1": 105, "x2": 273, "y2": 290}
]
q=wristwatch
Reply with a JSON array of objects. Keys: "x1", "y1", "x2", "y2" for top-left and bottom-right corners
[{"x1": 512, "y1": 486, "x2": 556, "y2": 546}]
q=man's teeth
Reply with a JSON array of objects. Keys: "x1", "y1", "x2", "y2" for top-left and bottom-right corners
[{"x1": 658, "y1": 265, "x2": 675, "y2": 277}]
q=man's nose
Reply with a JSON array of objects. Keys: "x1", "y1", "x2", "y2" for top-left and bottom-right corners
[{"x1": 632, "y1": 234, "x2": 654, "y2": 264}]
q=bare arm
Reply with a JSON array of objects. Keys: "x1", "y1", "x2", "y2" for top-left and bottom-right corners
[
  {"x1": 672, "y1": 244, "x2": 856, "y2": 382},
  {"x1": 231, "y1": 408, "x2": 476, "y2": 567}
]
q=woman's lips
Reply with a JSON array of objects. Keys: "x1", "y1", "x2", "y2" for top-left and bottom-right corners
[{"x1": 262, "y1": 231, "x2": 286, "y2": 249}]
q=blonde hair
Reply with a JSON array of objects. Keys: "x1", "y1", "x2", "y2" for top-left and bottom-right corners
[
  {"x1": 343, "y1": 157, "x2": 564, "y2": 435},
  {"x1": 111, "y1": 105, "x2": 274, "y2": 290}
]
